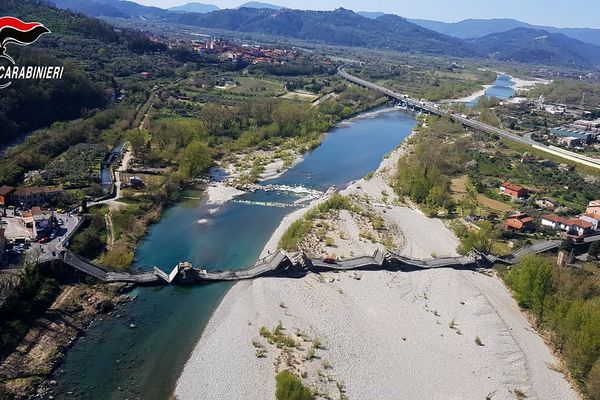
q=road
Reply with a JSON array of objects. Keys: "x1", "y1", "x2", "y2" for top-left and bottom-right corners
[
  {"x1": 338, "y1": 67, "x2": 600, "y2": 170},
  {"x1": 26, "y1": 213, "x2": 81, "y2": 264}
]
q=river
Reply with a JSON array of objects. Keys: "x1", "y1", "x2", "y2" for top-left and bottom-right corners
[
  {"x1": 52, "y1": 108, "x2": 416, "y2": 399},
  {"x1": 467, "y1": 74, "x2": 516, "y2": 106}
]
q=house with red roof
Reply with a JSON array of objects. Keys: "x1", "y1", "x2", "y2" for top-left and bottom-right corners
[
  {"x1": 541, "y1": 214, "x2": 593, "y2": 237},
  {"x1": 580, "y1": 213, "x2": 600, "y2": 231},
  {"x1": 504, "y1": 213, "x2": 535, "y2": 232},
  {"x1": 500, "y1": 182, "x2": 529, "y2": 199}
]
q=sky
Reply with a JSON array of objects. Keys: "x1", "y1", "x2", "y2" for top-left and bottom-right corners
[{"x1": 133, "y1": 0, "x2": 600, "y2": 29}]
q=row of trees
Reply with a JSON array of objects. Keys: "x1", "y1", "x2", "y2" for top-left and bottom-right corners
[
  {"x1": 128, "y1": 85, "x2": 384, "y2": 181},
  {"x1": 394, "y1": 117, "x2": 470, "y2": 215},
  {"x1": 504, "y1": 255, "x2": 600, "y2": 399}
]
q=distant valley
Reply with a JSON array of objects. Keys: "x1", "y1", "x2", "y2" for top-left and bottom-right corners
[{"x1": 48, "y1": 0, "x2": 600, "y2": 68}]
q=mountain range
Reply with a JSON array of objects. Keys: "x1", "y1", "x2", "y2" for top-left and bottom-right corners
[
  {"x1": 169, "y1": 1, "x2": 283, "y2": 13},
  {"x1": 410, "y1": 18, "x2": 600, "y2": 47},
  {"x1": 170, "y1": 8, "x2": 477, "y2": 57},
  {"x1": 467, "y1": 28, "x2": 600, "y2": 67},
  {"x1": 169, "y1": 2, "x2": 219, "y2": 13},
  {"x1": 47, "y1": 0, "x2": 600, "y2": 68}
]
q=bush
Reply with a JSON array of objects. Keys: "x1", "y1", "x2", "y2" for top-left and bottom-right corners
[
  {"x1": 275, "y1": 370, "x2": 314, "y2": 400},
  {"x1": 279, "y1": 219, "x2": 312, "y2": 251},
  {"x1": 587, "y1": 358, "x2": 600, "y2": 400}
]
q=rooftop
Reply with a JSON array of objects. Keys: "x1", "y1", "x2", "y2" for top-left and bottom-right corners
[
  {"x1": 501, "y1": 182, "x2": 526, "y2": 192},
  {"x1": 542, "y1": 214, "x2": 593, "y2": 229},
  {"x1": 0, "y1": 185, "x2": 15, "y2": 196}
]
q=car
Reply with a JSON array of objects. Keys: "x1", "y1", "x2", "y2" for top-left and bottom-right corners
[
  {"x1": 50, "y1": 233, "x2": 57, "y2": 240},
  {"x1": 323, "y1": 256, "x2": 337, "y2": 264},
  {"x1": 38, "y1": 237, "x2": 50, "y2": 244}
]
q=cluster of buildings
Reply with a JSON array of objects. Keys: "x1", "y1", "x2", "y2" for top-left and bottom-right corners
[
  {"x1": 0, "y1": 185, "x2": 62, "y2": 209},
  {"x1": 164, "y1": 36, "x2": 299, "y2": 65},
  {"x1": 546, "y1": 119, "x2": 600, "y2": 149},
  {"x1": 504, "y1": 199, "x2": 600, "y2": 240},
  {"x1": 0, "y1": 185, "x2": 62, "y2": 263},
  {"x1": 0, "y1": 207, "x2": 57, "y2": 265},
  {"x1": 1, "y1": 207, "x2": 58, "y2": 248}
]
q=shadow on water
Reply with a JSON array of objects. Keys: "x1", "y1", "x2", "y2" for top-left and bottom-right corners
[{"x1": 53, "y1": 109, "x2": 416, "y2": 399}]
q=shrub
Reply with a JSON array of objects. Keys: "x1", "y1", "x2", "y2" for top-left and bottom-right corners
[
  {"x1": 275, "y1": 370, "x2": 314, "y2": 400},
  {"x1": 279, "y1": 219, "x2": 312, "y2": 251}
]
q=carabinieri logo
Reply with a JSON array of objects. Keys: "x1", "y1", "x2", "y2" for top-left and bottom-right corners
[{"x1": 0, "y1": 16, "x2": 62, "y2": 89}]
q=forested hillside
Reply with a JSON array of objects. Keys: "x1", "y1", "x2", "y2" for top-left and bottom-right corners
[
  {"x1": 467, "y1": 28, "x2": 600, "y2": 68},
  {"x1": 169, "y1": 8, "x2": 476, "y2": 57},
  {"x1": 0, "y1": 0, "x2": 169, "y2": 145}
]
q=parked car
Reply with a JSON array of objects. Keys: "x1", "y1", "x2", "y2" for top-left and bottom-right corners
[{"x1": 38, "y1": 237, "x2": 50, "y2": 244}]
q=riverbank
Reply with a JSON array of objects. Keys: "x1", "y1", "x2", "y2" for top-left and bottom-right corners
[
  {"x1": 441, "y1": 73, "x2": 550, "y2": 104},
  {"x1": 448, "y1": 84, "x2": 492, "y2": 103},
  {"x1": 175, "y1": 121, "x2": 579, "y2": 399},
  {"x1": 175, "y1": 267, "x2": 578, "y2": 400},
  {"x1": 206, "y1": 106, "x2": 404, "y2": 209},
  {"x1": 0, "y1": 282, "x2": 134, "y2": 399},
  {"x1": 260, "y1": 126, "x2": 457, "y2": 261},
  {"x1": 507, "y1": 74, "x2": 551, "y2": 91}
]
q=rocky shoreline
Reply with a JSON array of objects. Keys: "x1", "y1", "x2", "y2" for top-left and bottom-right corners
[{"x1": 0, "y1": 281, "x2": 136, "y2": 399}]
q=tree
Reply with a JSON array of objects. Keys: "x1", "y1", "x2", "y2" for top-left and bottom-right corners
[
  {"x1": 462, "y1": 180, "x2": 479, "y2": 216},
  {"x1": 458, "y1": 221, "x2": 496, "y2": 255},
  {"x1": 508, "y1": 255, "x2": 554, "y2": 323},
  {"x1": 586, "y1": 349, "x2": 600, "y2": 399},
  {"x1": 180, "y1": 141, "x2": 212, "y2": 178},
  {"x1": 125, "y1": 129, "x2": 151, "y2": 161}
]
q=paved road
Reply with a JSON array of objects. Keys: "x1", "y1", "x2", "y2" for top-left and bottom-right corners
[
  {"x1": 338, "y1": 68, "x2": 600, "y2": 170},
  {"x1": 26, "y1": 213, "x2": 81, "y2": 264}
]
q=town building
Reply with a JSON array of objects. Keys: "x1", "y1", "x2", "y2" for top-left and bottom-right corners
[
  {"x1": 31, "y1": 208, "x2": 56, "y2": 240},
  {"x1": 0, "y1": 185, "x2": 15, "y2": 206},
  {"x1": 535, "y1": 198, "x2": 559, "y2": 211},
  {"x1": 580, "y1": 213, "x2": 600, "y2": 231},
  {"x1": 504, "y1": 213, "x2": 535, "y2": 231},
  {"x1": 550, "y1": 127, "x2": 594, "y2": 144},
  {"x1": 586, "y1": 200, "x2": 600, "y2": 217},
  {"x1": 500, "y1": 183, "x2": 529, "y2": 199},
  {"x1": 1, "y1": 186, "x2": 62, "y2": 208},
  {"x1": 558, "y1": 136, "x2": 583, "y2": 148},
  {"x1": 541, "y1": 214, "x2": 594, "y2": 237}
]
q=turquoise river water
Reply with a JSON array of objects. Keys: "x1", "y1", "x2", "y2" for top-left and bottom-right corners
[{"x1": 52, "y1": 108, "x2": 416, "y2": 399}]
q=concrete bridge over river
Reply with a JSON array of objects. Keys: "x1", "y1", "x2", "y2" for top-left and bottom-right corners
[
  {"x1": 337, "y1": 67, "x2": 600, "y2": 170},
  {"x1": 49, "y1": 237, "x2": 576, "y2": 285}
]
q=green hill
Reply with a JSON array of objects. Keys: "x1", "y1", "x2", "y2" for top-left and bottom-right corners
[
  {"x1": 467, "y1": 28, "x2": 600, "y2": 68},
  {"x1": 0, "y1": 0, "x2": 169, "y2": 146},
  {"x1": 170, "y1": 8, "x2": 477, "y2": 57}
]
